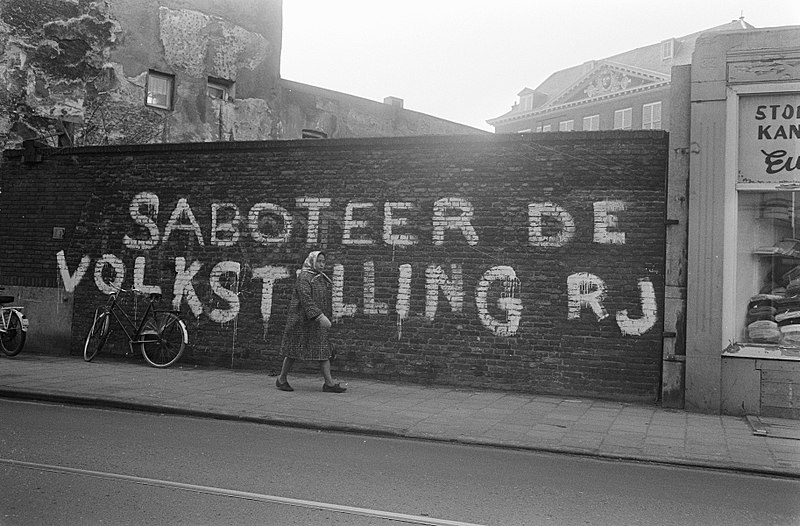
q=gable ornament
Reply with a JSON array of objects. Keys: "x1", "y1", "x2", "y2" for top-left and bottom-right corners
[{"x1": 584, "y1": 70, "x2": 632, "y2": 98}]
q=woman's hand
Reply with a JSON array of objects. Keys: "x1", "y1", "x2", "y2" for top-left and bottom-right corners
[{"x1": 318, "y1": 314, "x2": 332, "y2": 328}]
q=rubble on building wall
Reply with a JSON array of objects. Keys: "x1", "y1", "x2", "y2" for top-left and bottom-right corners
[
  {"x1": 157, "y1": 7, "x2": 277, "y2": 142},
  {"x1": 159, "y1": 7, "x2": 270, "y2": 81},
  {"x1": 0, "y1": 0, "x2": 123, "y2": 148},
  {"x1": 0, "y1": 1, "x2": 279, "y2": 149}
]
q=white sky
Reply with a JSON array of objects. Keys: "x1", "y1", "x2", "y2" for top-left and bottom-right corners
[{"x1": 281, "y1": 1, "x2": 800, "y2": 132}]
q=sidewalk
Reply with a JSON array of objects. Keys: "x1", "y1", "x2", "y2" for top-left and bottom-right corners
[{"x1": 2, "y1": 353, "x2": 798, "y2": 478}]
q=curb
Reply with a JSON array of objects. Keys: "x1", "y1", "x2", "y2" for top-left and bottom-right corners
[{"x1": 3, "y1": 388, "x2": 798, "y2": 481}]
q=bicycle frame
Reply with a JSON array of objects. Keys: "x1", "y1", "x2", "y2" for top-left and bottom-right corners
[
  {"x1": 1, "y1": 305, "x2": 27, "y2": 332},
  {"x1": 101, "y1": 292, "x2": 156, "y2": 345}
]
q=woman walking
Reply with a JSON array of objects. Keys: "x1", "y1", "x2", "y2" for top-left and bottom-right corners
[{"x1": 276, "y1": 250, "x2": 346, "y2": 393}]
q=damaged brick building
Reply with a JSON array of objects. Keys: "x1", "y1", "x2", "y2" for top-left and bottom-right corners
[{"x1": 0, "y1": 0, "x2": 483, "y2": 150}]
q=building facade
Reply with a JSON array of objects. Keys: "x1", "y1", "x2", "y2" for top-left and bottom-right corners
[
  {"x1": 684, "y1": 26, "x2": 800, "y2": 419},
  {"x1": 0, "y1": 0, "x2": 482, "y2": 151},
  {"x1": 487, "y1": 19, "x2": 753, "y2": 134}
]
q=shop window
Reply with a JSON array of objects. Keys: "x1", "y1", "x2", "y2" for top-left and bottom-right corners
[
  {"x1": 613, "y1": 108, "x2": 631, "y2": 130},
  {"x1": 583, "y1": 114, "x2": 599, "y2": 131},
  {"x1": 207, "y1": 77, "x2": 234, "y2": 101},
  {"x1": 642, "y1": 102, "x2": 662, "y2": 129},
  {"x1": 737, "y1": 191, "x2": 800, "y2": 347},
  {"x1": 146, "y1": 71, "x2": 174, "y2": 110},
  {"x1": 558, "y1": 120, "x2": 574, "y2": 131}
]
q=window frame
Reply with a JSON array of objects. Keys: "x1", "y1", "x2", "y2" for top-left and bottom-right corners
[
  {"x1": 728, "y1": 84, "x2": 800, "y2": 349},
  {"x1": 661, "y1": 39, "x2": 675, "y2": 61},
  {"x1": 558, "y1": 120, "x2": 574, "y2": 132},
  {"x1": 207, "y1": 77, "x2": 235, "y2": 102},
  {"x1": 642, "y1": 102, "x2": 662, "y2": 130},
  {"x1": 613, "y1": 108, "x2": 632, "y2": 130},
  {"x1": 145, "y1": 70, "x2": 175, "y2": 110},
  {"x1": 582, "y1": 114, "x2": 600, "y2": 131}
]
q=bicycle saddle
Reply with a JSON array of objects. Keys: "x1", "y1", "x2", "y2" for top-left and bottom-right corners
[{"x1": 0, "y1": 296, "x2": 14, "y2": 304}]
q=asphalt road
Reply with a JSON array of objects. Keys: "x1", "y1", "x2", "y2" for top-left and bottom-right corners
[{"x1": 1, "y1": 398, "x2": 799, "y2": 525}]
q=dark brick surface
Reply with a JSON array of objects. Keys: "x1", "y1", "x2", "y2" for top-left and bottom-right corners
[{"x1": 0, "y1": 132, "x2": 668, "y2": 400}]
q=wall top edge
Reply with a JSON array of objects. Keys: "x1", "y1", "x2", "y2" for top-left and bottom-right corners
[{"x1": 2, "y1": 131, "x2": 669, "y2": 159}]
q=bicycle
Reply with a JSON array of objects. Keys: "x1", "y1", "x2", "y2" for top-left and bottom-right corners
[
  {"x1": 0, "y1": 287, "x2": 28, "y2": 357},
  {"x1": 84, "y1": 287, "x2": 188, "y2": 368}
]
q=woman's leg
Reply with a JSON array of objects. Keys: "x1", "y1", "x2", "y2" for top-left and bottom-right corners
[
  {"x1": 279, "y1": 357, "x2": 295, "y2": 383},
  {"x1": 319, "y1": 359, "x2": 335, "y2": 386}
]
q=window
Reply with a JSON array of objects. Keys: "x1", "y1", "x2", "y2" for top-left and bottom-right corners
[
  {"x1": 613, "y1": 108, "x2": 632, "y2": 130},
  {"x1": 559, "y1": 120, "x2": 574, "y2": 131},
  {"x1": 146, "y1": 71, "x2": 174, "y2": 110},
  {"x1": 518, "y1": 128, "x2": 532, "y2": 133},
  {"x1": 535, "y1": 125, "x2": 543, "y2": 133},
  {"x1": 542, "y1": 124, "x2": 552, "y2": 132},
  {"x1": 736, "y1": 191, "x2": 800, "y2": 347},
  {"x1": 733, "y1": 91, "x2": 800, "y2": 350},
  {"x1": 642, "y1": 102, "x2": 662, "y2": 129},
  {"x1": 520, "y1": 94, "x2": 534, "y2": 111},
  {"x1": 661, "y1": 39, "x2": 675, "y2": 61},
  {"x1": 583, "y1": 115, "x2": 599, "y2": 131},
  {"x1": 207, "y1": 77, "x2": 234, "y2": 101},
  {"x1": 301, "y1": 129, "x2": 327, "y2": 139}
]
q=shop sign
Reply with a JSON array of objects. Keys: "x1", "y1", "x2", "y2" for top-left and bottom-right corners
[{"x1": 739, "y1": 93, "x2": 800, "y2": 184}]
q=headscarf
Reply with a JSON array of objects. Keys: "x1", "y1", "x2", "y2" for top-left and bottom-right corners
[{"x1": 298, "y1": 250, "x2": 331, "y2": 282}]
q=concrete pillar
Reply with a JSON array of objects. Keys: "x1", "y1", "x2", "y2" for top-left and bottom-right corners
[{"x1": 662, "y1": 64, "x2": 691, "y2": 408}]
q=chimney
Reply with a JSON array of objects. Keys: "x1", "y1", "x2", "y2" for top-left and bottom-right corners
[{"x1": 384, "y1": 96, "x2": 404, "y2": 109}]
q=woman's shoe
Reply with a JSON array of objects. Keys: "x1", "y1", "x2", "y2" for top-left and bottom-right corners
[
  {"x1": 323, "y1": 383, "x2": 346, "y2": 393},
  {"x1": 276, "y1": 378, "x2": 294, "y2": 392}
]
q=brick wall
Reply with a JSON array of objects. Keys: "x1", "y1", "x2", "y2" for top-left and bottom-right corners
[{"x1": 0, "y1": 132, "x2": 668, "y2": 400}]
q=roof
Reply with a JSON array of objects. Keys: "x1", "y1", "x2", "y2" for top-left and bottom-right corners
[
  {"x1": 281, "y1": 79, "x2": 489, "y2": 136},
  {"x1": 488, "y1": 19, "x2": 755, "y2": 125}
]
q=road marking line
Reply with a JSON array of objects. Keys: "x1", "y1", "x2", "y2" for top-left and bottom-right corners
[{"x1": 1, "y1": 458, "x2": 485, "y2": 526}]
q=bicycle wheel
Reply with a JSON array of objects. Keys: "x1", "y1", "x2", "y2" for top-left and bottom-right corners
[
  {"x1": 0, "y1": 311, "x2": 26, "y2": 357},
  {"x1": 140, "y1": 312, "x2": 187, "y2": 368},
  {"x1": 84, "y1": 311, "x2": 110, "y2": 362}
]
